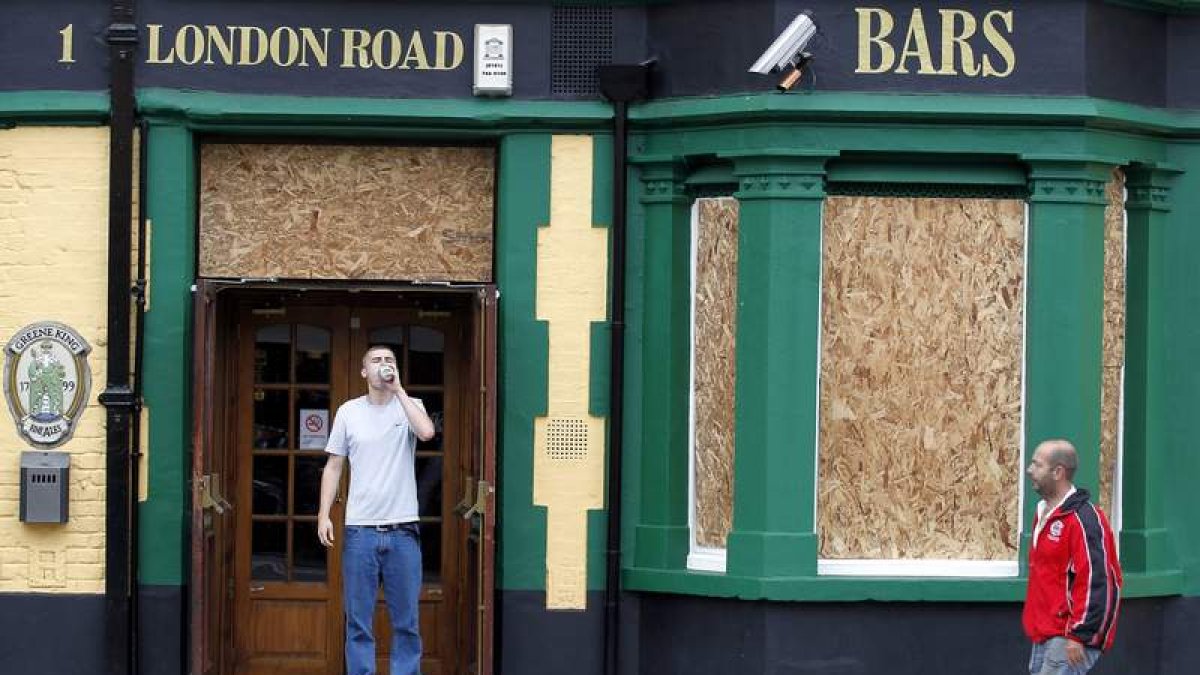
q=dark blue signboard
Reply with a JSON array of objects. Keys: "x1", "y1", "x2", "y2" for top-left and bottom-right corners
[
  {"x1": 0, "y1": 3, "x2": 110, "y2": 92},
  {"x1": 0, "y1": 1, "x2": 555, "y2": 97},
  {"x1": 0, "y1": 0, "x2": 1196, "y2": 107}
]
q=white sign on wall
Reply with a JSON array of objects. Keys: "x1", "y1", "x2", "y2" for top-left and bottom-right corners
[
  {"x1": 3, "y1": 322, "x2": 93, "y2": 448},
  {"x1": 474, "y1": 24, "x2": 513, "y2": 96}
]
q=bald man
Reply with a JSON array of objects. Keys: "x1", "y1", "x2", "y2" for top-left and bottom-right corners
[{"x1": 1023, "y1": 439, "x2": 1122, "y2": 674}]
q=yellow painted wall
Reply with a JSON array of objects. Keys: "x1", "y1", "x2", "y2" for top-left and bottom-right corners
[
  {"x1": 532, "y1": 135, "x2": 608, "y2": 609},
  {"x1": 0, "y1": 127, "x2": 110, "y2": 593}
]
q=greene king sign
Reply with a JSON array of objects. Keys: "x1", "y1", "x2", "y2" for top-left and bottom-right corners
[{"x1": 4, "y1": 322, "x2": 92, "y2": 448}]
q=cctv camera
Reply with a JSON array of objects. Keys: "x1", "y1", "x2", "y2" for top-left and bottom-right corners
[{"x1": 749, "y1": 12, "x2": 818, "y2": 75}]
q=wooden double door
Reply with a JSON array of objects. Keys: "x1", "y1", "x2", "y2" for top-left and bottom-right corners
[{"x1": 192, "y1": 286, "x2": 495, "y2": 675}]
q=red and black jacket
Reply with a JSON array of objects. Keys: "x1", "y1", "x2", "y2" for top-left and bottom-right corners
[{"x1": 1023, "y1": 489, "x2": 1122, "y2": 651}]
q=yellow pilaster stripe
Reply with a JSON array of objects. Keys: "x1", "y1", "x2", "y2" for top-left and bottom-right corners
[{"x1": 533, "y1": 135, "x2": 608, "y2": 609}]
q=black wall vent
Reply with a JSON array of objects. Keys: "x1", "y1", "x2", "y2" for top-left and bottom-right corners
[{"x1": 552, "y1": 6, "x2": 614, "y2": 97}]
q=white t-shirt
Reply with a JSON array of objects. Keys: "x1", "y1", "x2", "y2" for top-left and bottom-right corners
[{"x1": 325, "y1": 395, "x2": 424, "y2": 526}]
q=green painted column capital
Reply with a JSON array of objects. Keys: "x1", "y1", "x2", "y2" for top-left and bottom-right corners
[
  {"x1": 633, "y1": 155, "x2": 689, "y2": 205},
  {"x1": 1125, "y1": 164, "x2": 1183, "y2": 213},
  {"x1": 1025, "y1": 158, "x2": 1114, "y2": 206},
  {"x1": 725, "y1": 151, "x2": 833, "y2": 201}
]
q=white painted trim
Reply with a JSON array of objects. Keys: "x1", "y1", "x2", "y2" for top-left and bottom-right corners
[
  {"x1": 688, "y1": 547, "x2": 728, "y2": 573},
  {"x1": 1112, "y1": 194, "x2": 1129, "y2": 541},
  {"x1": 686, "y1": 199, "x2": 701, "y2": 564},
  {"x1": 1018, "y1": 202, "x2": 1030, "y2": 539},
  {"x1": 1114, "y1": 363, "x2": 1125, "y2": 542},
  {"x1": 685, "y1": 200, "x2": 731, "y2": 573},
  {"x1": 813, "y1": 199, "x2": 825, "y2": 528},
  {"x1": 817, "y1": 559, "x2": 1019, "y2": 578}
]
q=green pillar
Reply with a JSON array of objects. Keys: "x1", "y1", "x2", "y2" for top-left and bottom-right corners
[
  {"x1": 631, "y1": 158, "x2": 691, "y2": 570},
  {"x1": 1023, "y1": 159, "x2": 1111, "y2": 547},
  {"x1": 725, "y1": 151, "x2": 830, "y2": 578},
  {"x1": 139, "y1": 122, "x2": 196, "y2": 584},
  {"x1": 1120, "y1": 165, "x2": 1179, "y2": 573}
]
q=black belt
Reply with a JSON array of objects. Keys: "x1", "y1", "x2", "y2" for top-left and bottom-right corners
[{"x1": 352, "y1": 522, "x2": 416, "y2": 532}]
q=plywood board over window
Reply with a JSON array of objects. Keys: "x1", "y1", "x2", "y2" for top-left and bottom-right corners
[
  {"x1": 1100, "y1": 168, "x2": 1127, "y2": 518},
  {"x1": 691, "y1": 198, "x2": 738, "y2": 550},
  {"x1": 199, "y1": 144, "x2": 495, "y2": 281},
  {"x1": 818, "y1": 196, "x2": 1025, "y2": 561}
]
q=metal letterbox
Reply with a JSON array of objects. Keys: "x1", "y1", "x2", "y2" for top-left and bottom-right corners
[{"x1": 20, "y1": 451, "x2": 69, "y2": 523}]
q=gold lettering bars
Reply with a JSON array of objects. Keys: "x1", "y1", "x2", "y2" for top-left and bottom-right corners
[{"x1": 854, "y1": 7, "x2": 1015, "y2": 77}]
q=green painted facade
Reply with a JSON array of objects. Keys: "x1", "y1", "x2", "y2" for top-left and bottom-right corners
[
  {"x1": 3, "y1": 87, "x2": 1200, "y2": 603},
  {"x1": 620, "y1": 94, "x2": 1193, "y2": 603}
]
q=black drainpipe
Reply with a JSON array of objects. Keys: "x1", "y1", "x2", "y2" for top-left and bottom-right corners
[
  {"x1": 129, "y1": 117, "x2": 151, "y2": 675},
  {"x1": 102, "y1": 3, "x2": 138, "y2": 675},
  {"x1": 598, "y1": 62, "x2": 653, "y2": 675}
]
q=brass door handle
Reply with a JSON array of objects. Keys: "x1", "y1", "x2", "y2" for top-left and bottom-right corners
[
  {"x1": 462, "y1": 479, "x2": 492, "y2": 521},
  {"x1": 199, "y1": 475, "x2": 232, "y2": 514},
  {"x1": 453, "y1": 476, "x2": 476, "y2": 517}
]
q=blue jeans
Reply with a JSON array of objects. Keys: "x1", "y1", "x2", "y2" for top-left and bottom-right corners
[
  {"x1": 342, "y1": 524, "x2": 423, "y2": 675},
  {"x1": 1029, "y1": 637, "x2": 1101, "y2": 675}
]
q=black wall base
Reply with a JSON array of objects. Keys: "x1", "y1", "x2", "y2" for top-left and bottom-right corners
[
  {"x1": 497, "y1": 590, "x2": 1199, "y2": 674},
  {"x1": 499, "y1": 590, "x2": 618, "y2": 675},
  {"x1": 0, "y1": 586, "x2": 183, "y2": 675},
  {"x1": 6, "y1": 587, "x2": 1190, "y2": 674},
  {"x1": 636, "y1": 593, "x2": 1197, "y2": 675},
  {"x1": 0, "y1": 593, "x2": 105, "y2": 675},
  {"x1": 139, "y1": 584, "x2": 186, "y2": 675}
]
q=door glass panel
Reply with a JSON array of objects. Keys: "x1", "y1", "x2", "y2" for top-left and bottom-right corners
[
  {"x1": 294, "y1": 455, "x2": 326, "y2": 515},
  {"x1": 255, "y1": 325, "x2": 290, "y2": 384},
  {"x1": 251, "y1": 521, "x2": 287, "y2": 581},
  {"x1": 419, "y1": 521, "x2": 442, "y2": 582},
  {"x1": 367, "y1": 326, "x2": 405, "y2": 375},
  {"x1": 295, "y1": 325, "x2": 331, "y2": 384},
  {"x1": 415, "y1": 455, "x2": 444, "y2": 517},
  {"x1": 253, "y1": 389, "x2": 290, "y2": 449},
  {"x1": 252, "y1": 456, "x2": 288, "y2": 515},
  {"x1": 292, "y1": 522, "x2": 328, "y2": 582},
  {"x1": 295, "y1": 389, "x2": 332, "y2": 450},
  {"x1": 415, "y1": 391, "x2": 444, "y2": 452},
  {"x1": 408, "y1": 326, "x2": 444, "y2": 385}
]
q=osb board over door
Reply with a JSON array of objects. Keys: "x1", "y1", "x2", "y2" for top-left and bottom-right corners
[
  {"x1": 692, "y1": 198, "x2": 738, "y2": 549},
  {"x1": 818, "y1": 196, "x2": 1025, "y2": 560},
  {"x1": 1099, "y1": 168, "x2": 1126, "y2": 517},
  {"x1": 199, "y1": 144, "x2": 495, "y2": 281}
]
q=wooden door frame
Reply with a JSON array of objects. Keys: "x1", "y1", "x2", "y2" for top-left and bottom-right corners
[
  {"x1": 190, "y1": 282, "x2": 498, "y2": 675},
  {"x1": 189, "y1": 280, "x2": 215, "y2": 675},
  {"x1": 457, "y1": 287, "x2": 498, "y2": 675},
  {"x1": 191, "y1": 279, "x2": 240, "y2": 675}
]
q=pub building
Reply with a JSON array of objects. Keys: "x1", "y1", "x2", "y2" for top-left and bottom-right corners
[{"x1": 1, "y1": 1, "x2": 1199, "y2": 674}]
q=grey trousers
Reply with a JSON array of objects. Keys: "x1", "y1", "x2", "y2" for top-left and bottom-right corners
[{"x1": 1029, "y1": 637, "x2": 1102, "y2": 675}]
